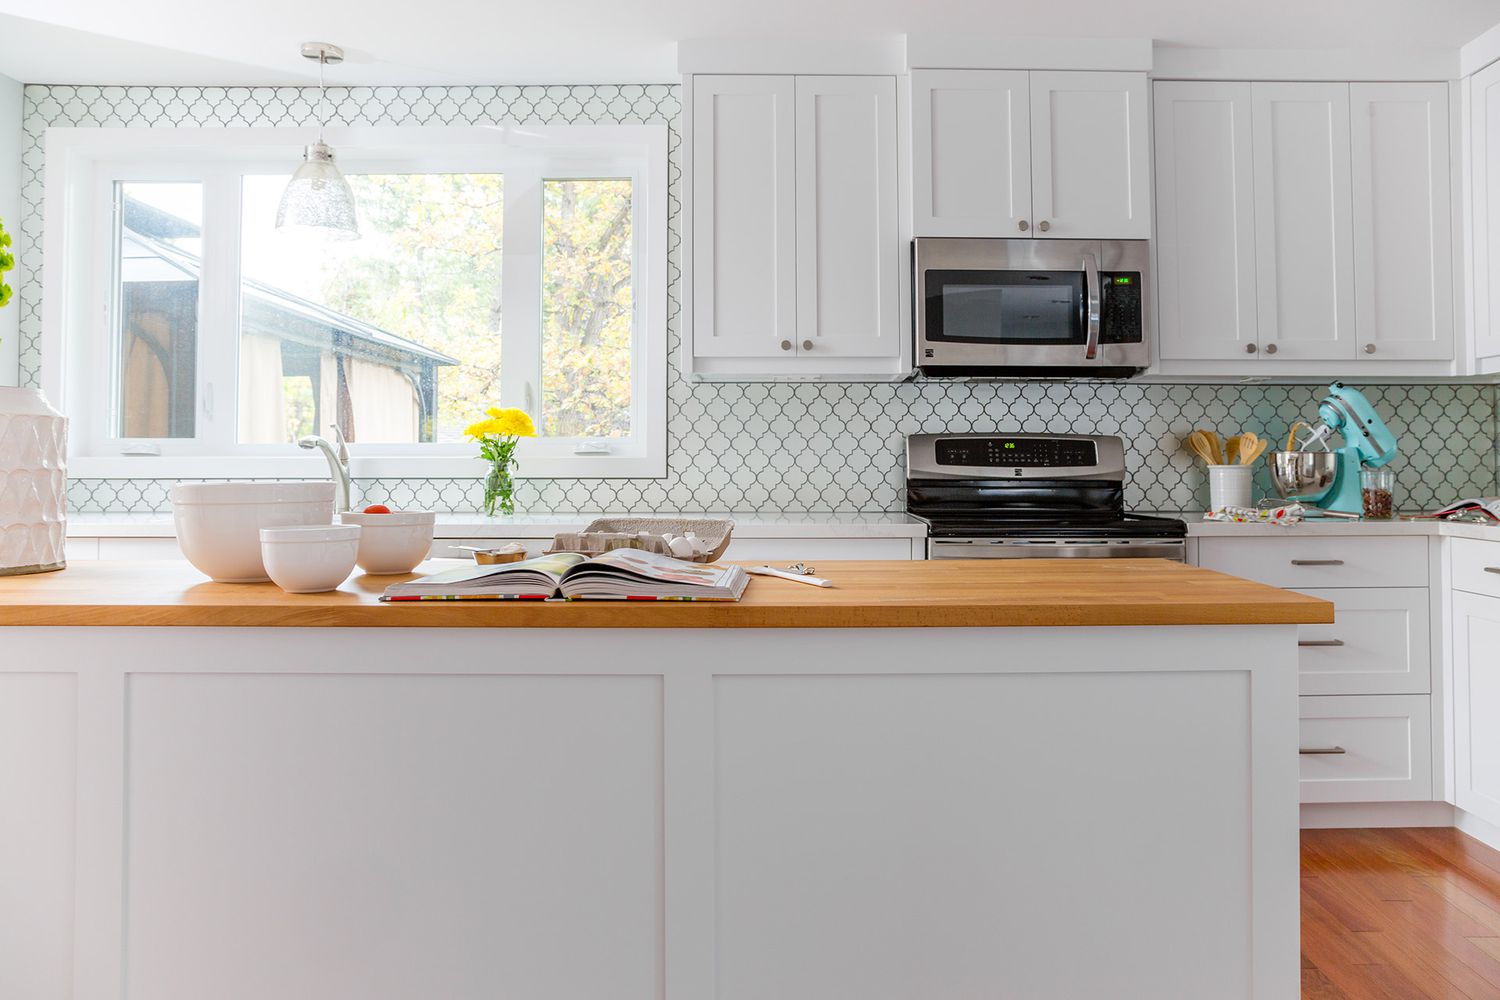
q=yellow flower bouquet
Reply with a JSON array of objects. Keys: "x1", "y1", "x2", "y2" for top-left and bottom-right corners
[{"x1": 465, "y1": 407, "x2": 536, "y2": 517}]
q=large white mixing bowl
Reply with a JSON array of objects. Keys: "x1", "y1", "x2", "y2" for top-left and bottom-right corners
[{"x1": 172, "y1": 482, "x2": 336, "y2": 582}]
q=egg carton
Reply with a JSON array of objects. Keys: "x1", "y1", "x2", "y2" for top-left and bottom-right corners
[{"x1": 546, "y1": 517, "x2": 735, "y2": 563}]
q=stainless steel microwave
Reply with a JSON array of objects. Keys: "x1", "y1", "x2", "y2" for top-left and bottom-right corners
[{"x1": 914, "y1": 238, "x2": 1151, "y2": 378}]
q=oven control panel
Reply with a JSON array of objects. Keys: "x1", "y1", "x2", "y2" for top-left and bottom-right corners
[{"x1": 934, "y1": 437, "x2": 1099, "y2": 469}]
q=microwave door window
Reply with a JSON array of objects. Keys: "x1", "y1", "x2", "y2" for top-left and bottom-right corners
[{"x1": 928, "y1": 271, "x2": 1084, "y2": 344}]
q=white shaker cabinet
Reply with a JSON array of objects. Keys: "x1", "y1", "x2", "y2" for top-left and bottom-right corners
[
  {"x1": 794, "y1": 76, "x2": 900, "y2": 361},
  {"x1": 1251, "y1": 83, "x2": 1358, "y2": 361},
  {"x1": 1471, "y1": 60, "x2": 1500, "y2": 364},
  {"x1": 911, "y1": 69, "x2": 1031, "y2": 238},
  {"x1": 687, "y1": 74, "x2": 904, "y2": 378},
  {"x1": 1350, "y1": 83, "x2": 1453, "y2": 361},
  {"x1": 690, "y1": 75, "x2": 797, "y2": 361},
  {"x1": 1029, "y1": 71, "x2": 1152, "y2": 240},
  {"x1": 1153, "y1": 82, "x2": 1259, "y2": 361},
  {"x1": 910, "y1": 69, "x2": 1150, "y2": 240},
  {"x1": 1452, "y1": 590, "x2": 1500, "y2": 829}
]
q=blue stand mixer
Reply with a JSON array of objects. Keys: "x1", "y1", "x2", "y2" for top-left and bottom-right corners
[{"x1": 1268, "y1": 383, "x2": 1398, "y2": 515}]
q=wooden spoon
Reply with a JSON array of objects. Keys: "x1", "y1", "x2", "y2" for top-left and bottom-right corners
[
  {"x1": 1225, "y1": 435, "x2": 1242, "y2": 465},
  {"x1": 1185, "y1": 431, "x2": 1216, "y2": 465},
  {"x1": 1200, "y1": 428, "x2": 1225, "y2": 465}
]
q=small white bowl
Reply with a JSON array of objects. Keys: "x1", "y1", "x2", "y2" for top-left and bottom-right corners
[
  {"x1": 338, "y1": 510, "x2": 437, "y2": 575},
  {"x1": 259, "y1": 524, "x2": 361, "y2": 594},
  {"x1": 173, "y1": 482, "x2": 336, "y2": 582}
]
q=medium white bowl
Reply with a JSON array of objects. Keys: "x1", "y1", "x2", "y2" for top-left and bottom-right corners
[
  {"x1": 259, "y1": 524, "x2": 361, "y2": 594},
  {"x1": 172, "y1": 482, "x2": 336, "y2": 583},
  {"x1": 338, "y1": 510, "x2": 437, "y2": 575}
]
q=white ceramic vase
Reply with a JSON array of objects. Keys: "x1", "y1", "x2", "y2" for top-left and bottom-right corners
[{"x1": 0, "y1": 387, "x2": 67, "y2": 575}]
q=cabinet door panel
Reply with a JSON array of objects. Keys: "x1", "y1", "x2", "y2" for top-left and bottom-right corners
[
  {"x1": 691, "y1": 76, "x2": 796, "y2": 358},
  {"x1": 1473, "y1": 62, "x2": 1500, "y2": 361},
  {"x1": 911, "y1": 70, "x2": 1031, "y2": 238},
  {"x1": 795, "y1": 76, "x2": 899, "y2": 359},
  {"x1": 1154, "y1": 81, "x2": 1258, "y2": 361},
  {"x1": 1030, "y1": 71, "x2": 1151, "y2": 240},
  {"x1": 1350, "y1": 83, "x2": 1453, "y2": 361},
  {"x1": 1251, "y1": 83, "x2": 1356, "y2": 360},
  {"x1": 1454, "y1": 593, "x2": 1500, "y2": 825}
]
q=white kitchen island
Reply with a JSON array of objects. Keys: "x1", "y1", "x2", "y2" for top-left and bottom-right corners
[{"x1": 0, "y1": 560, "x2": 1330, "y2": 1000}]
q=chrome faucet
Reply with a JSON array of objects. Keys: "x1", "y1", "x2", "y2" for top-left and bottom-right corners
[{"x1": 297, "y1": 425, "x2": 352, "y2": 512}]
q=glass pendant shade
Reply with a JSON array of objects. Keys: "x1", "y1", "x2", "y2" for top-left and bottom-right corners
[{"x1": 276, "y1": 141, "x2": 359, "y2": 240}]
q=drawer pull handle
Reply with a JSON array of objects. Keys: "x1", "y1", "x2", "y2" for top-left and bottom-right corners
[
  {"x1": 1485, "y1": 567, "x2": 1500, "y2": 575},
  {"x1": 1291, "y1": 559, "x2": 1345, "y2": 566},
  {"x1": 1298, "y1": 639, "x2": 1345, "y2": 647},
  {"x1": 1299, "y1": 746, "x2": 1347, "y2": 755}
]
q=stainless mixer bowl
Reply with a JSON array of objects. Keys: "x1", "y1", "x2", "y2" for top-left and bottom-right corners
[{"x1": 1267, "y1": 451, "x2": 1338, "y2": 499}]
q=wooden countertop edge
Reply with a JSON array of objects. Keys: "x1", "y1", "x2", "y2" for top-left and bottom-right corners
[{"x1": 0, "y1": 602, "x2": 1333, "y2": 628}]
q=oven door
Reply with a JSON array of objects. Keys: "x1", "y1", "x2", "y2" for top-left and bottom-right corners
[
  {"x1": 928, "y1": 538, "x2": 1187, "y2": 560},
  {"x1": 915, "y1": 238, "x2": 1150, "y2": 375}
]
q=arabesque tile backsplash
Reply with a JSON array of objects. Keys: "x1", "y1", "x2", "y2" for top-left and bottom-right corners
[{"x1": 17, "y1": 84, "x2": 1500, "y2": 515}]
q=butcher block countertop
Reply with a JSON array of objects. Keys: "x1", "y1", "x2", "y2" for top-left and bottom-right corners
[{"x1": 0, "y1": 559, "x2": 1333, "y2": 629}]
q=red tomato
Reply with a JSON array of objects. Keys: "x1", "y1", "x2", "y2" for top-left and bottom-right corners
[{"x1": 362, "y1": 504, "x2": 392, "y2": 514}]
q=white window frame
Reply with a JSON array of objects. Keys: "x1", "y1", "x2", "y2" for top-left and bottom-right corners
[{"x1": 42, "y1": 124, "x2": 669, "y2": 479}]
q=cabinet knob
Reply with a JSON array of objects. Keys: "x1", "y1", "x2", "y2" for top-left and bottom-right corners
[
  {"x1": 1037, "y1": 220, "x2": 1050, "y2": 232},
  {"x1": 1017, "y1": 219, "x2": 1030, "y2": 232},
  {"x1": 802, "y1": 340, "x2": 814, "y2": 351},
  {"x1": 1265, "y1": 343, "x2": 1278, "y2": 355},
  {"x1": 1245, "y1": 343, "x2": 1258, "y2": 354},
  {"x1": 780, "y1": 340, "x2": 793, "y2": 352},
  {"x1": 1364, "y1": 344, "x2": 1377, "y2": 355}
]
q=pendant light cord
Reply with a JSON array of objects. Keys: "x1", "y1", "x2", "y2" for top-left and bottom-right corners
[{"x1": 317, "y1": 53, "x2": 327, "y2": 144}]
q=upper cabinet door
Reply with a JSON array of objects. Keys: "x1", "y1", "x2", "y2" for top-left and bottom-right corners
[
  {"x1": 1472, "y1": 61, "x2": 1500, "y2": 362},
  {"x1": 1251, "y1": 83, "x2": 1357, "y2": 360},
  {"x1": 1350, "y1": 83, "x2": 1454, "y2": 361},
  {"x1": 1153, "y1": 81, "x2": 1259, "y2": 361},
  {"x1": 1029, "y1": 71, "x2": 1152, "y2": 240},
  {"x1": 794, "y1": 76, "x2": 899, "y2": 359},
  {"x1": 691, "y1": 75, "x2": 797, "y2": 359},
  {"x1": 910, "y1": 69, "x2": 1031, "y2": 238}
]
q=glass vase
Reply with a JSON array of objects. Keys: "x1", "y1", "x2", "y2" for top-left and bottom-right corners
[{"x1": 483, "y1": 459, "x2": 517, "y2": 517}]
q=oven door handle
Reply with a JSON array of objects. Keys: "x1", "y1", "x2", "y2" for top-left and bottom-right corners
[{"x1": 1082, "y1": 253, "x2": 1102, "y2": 361}]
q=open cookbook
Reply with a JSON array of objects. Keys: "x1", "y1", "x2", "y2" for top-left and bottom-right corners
[{"x1": 380, "y1": 548, "x2": 750, "y2": 602}]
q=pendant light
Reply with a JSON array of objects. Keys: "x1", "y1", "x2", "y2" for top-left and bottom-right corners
[{"x1": 276, "y1": 42, "x2": 359, "y2": 240}]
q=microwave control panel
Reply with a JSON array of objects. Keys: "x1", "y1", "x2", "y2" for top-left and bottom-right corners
[{"x1": 1100, "y1": 273, "x2": 1143, "y2": 344}]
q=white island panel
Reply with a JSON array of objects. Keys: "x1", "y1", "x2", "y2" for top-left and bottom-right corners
[{"x1": 123, "y1": 671, "x2": 664, "y2": 1000}]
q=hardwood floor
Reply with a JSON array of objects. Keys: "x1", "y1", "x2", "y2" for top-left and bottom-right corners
[{"x1": 1302, "y1": 828, "x2": 1500, "y2": 999}]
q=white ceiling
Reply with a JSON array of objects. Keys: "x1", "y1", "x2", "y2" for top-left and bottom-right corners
[{"x1": 0, "y1": 0, "x2": 1496, "y2": 85}]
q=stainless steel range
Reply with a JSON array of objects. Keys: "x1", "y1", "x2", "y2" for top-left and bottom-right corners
[{"x1": 906, "y1": 433, "x2": 1187, "y2": 560}]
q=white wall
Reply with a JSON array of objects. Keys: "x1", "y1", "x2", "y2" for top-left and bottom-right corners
[{"x1": 0, "y1": 72, "x2": 20, "y2": 386}]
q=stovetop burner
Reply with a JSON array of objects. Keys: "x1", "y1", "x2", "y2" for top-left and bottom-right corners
[{"x1": 905, "y1": 433, "x2": 1187, "y2": 550}]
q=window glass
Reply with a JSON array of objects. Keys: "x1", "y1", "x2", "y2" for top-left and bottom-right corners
[
  {"x1": 237, "y1": 173, "x2": 504, "y2": 444},
  {"x1": 541, "y1": 178, "x2": 632, "y2": 438},
  {"x1": 114, "y1": 181, "x2": 202, "y2": 438}
]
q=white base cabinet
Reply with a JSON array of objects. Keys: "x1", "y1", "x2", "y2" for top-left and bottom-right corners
[
  {"x1": 2, "y1": 623, "x2": 1301, "y2": 999},
  {"x1": 1451, "y1": 540, "x2": 1500, "y2": 830},
  {"x1": 1197, "y1": 534, "x2": 1435, "y2": 805}
]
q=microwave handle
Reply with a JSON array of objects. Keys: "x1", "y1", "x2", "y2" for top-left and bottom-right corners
[{"x1": 1082, "y1": 253, "x2": 1101, "y2": 360}]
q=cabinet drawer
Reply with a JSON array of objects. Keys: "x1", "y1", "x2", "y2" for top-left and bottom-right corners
[
  {"x1": 1294, "y1": 588, "x2": 1430, "y2": 696},
  {"x1": 1198, "y1": 536, "x2": 1427, "y2": 588},
  {"x1": 1298, "y1": 695, "x2": 1432, "y2": 803},
  {"x1": 1451, "y1": 538, "x2": 1500, "y2": 599}
]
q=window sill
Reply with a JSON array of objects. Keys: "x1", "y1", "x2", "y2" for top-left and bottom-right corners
[{"x1": 67, "y1": 451, "x2": 667, "y2": 481}]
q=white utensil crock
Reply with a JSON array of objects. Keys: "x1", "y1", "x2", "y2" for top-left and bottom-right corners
[
  {"x1": 0, "y1": 387, "x2": 67, "y2": 575},
  {"x1": 1207, "y1": 464, "x2": 1253, "y2": 511}
]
